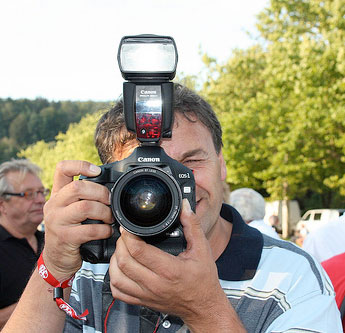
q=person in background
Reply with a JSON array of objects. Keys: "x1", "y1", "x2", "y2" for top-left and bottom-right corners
[
  {"x1": 229, "y1": 188, "x2": 280, "y2": 239},
  {"x1": 268, "y1": 214, "x2": 281, "y2": 234},
  {"x1": 302, "y1": 214, "x2": 345, "y2": 262},
  {"x1": 0, "y1": 159, "x2": 48, "y2": 330},
  {"x1": 3, "y1": 85, "x2": 342, "y2": 332},
  {"x1": 300, "y1": 212, "x2": 345, "y2": 329},
  {"x1": 322, "y1": 252, "x2": 345, "y2": 331}
]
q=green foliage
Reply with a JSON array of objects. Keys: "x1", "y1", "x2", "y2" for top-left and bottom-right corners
[
  {"x1": 175, "y1": 73, "x2": 199, "y2": 91},
  {"x1": 202, "y1": 0, "x2": 345, "y2": 205},
  {"x1": 19, "y1": 112, "x2": 102, "y2": 190},
  {"x1": 0, "y1": 98, "x2": 109, "y2": 163},
  {"x1": 5, "y1": 0, "x2": 345, "y2": 210}
]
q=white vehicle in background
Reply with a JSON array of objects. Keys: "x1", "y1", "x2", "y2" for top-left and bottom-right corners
[{"x1": 295, "y1": 209, "x2": 345, "y2": 235}]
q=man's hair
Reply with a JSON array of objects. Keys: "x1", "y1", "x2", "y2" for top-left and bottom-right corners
[
  {"x1": 229, "y1": 188, "x2": 266, "y2": 222},
  {"x1": 0, "y1": 159, "x2": 42, "y2": 201},
  {"x1": 95, "y1": 83, "x2": 223, "y2": 164}
]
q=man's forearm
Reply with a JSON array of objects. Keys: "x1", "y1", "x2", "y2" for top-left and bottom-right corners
[{"x1": 2, "y1": 268, "x2": 69, "y2": 332}]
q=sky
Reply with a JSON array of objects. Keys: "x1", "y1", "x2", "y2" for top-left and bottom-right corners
[{"x1": 0, "y1": 0, "x2": 269, "y2": 101}]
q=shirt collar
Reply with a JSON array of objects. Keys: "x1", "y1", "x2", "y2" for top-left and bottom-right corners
[
  {"x1": 216, "y1": 204, "x2": 263, "y2": 281},
  {"x1": 0, "y1": 224, "x2": 13, "y2": 241},
  {"x1": 0, "y1": 224, "x2": 44, "y2": 244}
]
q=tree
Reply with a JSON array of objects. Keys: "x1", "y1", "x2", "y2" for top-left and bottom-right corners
[
  {"x1": 9, "y1": 113, "x2": 29, "y2": 146},
  {"x1": 202, "y1": 0, "x2": 345, "y2": 208},
  {"x1": 19, "y1": 112, "x2": 102, "y2": 190},
  {"x1": 0, "y1": 97, "x2": 109, "y2": 163},
  {"x1": 0, "y1": 137, "x2": 19, "y2": 162},
  {"x1": 0, "y1": 100, "x2": 16, "y2": 138}
]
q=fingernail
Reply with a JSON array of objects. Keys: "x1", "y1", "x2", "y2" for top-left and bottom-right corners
[
  {"x1": 89, "y1": 164, "x2": 101, "y2": 174},
  {"x1": 182, "y1": 199, "x2": 192, "y2": 215}
]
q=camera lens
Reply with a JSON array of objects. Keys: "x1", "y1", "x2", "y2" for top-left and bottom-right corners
[
  {"x1": 120, "y1": 175, "x2": 172, "y2": 227},
  {"x1": 111, "y1": 167, "x2": 181, "y2": 236}
]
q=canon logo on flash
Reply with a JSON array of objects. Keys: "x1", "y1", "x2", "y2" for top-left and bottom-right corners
[
  {"x1": 140, "y1": 90, "x2": 157, "y2": 95},
  {"x1": 138, "y1": 157, "x2": 160, "y2": 162}
]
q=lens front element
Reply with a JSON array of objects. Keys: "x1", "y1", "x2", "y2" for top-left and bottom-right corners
[
  {"x1": 121, "y1": 174, "x2": 172, "y2": 227},
  {"x1": 111, "y1": 167, "x2": 181, "y2": 236}
]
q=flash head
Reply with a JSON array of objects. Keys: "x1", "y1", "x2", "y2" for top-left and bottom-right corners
[{"x1": 118, "y1": 34, "x2": 178, "y2": 81}]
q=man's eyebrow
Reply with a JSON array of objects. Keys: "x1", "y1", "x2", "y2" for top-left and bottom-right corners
[{"x1": 180, "y1": 149, "x2": 207, "y2": 161}]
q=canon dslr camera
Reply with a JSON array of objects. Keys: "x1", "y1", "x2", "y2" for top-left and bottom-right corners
[{"x1": 80, "y1": 35, "x2": 196, "y2": 263}]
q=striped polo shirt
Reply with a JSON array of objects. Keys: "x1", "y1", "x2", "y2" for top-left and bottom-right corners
[{"x1": 64, "y1": 204, "x2": 342, "y2": 332}]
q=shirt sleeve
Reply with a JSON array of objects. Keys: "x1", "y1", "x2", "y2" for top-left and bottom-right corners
[{"x1": 265, "y1": 259, "x2": 343, "y2": 332}]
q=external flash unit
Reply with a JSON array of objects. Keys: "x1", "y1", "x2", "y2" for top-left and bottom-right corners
[{"x1": 118, "y1": 35, "x2": 178, "y2": 142}]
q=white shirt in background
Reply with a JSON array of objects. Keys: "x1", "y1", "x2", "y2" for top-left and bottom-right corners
[
  {"x1": 302, "y1": 214, "x2": 345, "y2": 262},
  {"x1": 249, "y1": 219, "x2": 280, "y2": 239}
]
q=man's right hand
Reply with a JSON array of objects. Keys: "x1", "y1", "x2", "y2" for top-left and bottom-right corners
[{"x1": 42, "y1": 160, "x2": 113, "y2": 281}]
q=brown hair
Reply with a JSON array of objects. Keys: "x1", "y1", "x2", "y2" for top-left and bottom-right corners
[{"x1": 95, "y1": 83, "x2": 222, "y2": 164}]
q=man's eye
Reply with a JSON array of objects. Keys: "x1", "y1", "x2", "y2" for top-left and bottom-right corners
[
  {"x1": 24, "y1": 191, "x2": 35, "y2": 199},
  {"x1": 184, "y1": 159, "x2": 202, "y2": 165}
]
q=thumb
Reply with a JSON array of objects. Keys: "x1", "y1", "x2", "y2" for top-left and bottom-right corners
[{"x1": 180, "y1": 199, "x2": 206, "y2": 253}]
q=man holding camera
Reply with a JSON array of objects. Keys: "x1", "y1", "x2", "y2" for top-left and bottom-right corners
[{"x1": 3, "y1": 84, "x2": 342, "y2": 332}]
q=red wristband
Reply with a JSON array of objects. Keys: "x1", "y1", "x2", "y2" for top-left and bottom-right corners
[{"x1": 37, "y1": 253, "x2": 89, "y2": 321}]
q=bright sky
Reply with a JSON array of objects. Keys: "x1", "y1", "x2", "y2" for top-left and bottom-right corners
[{"x1": 0, "y1": 0, "x2": 269, "y2": 101}]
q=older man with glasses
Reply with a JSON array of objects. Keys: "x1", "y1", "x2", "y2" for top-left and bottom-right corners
[{"x1": 0, "y1": 159, "x2": 48, "y2": 329}]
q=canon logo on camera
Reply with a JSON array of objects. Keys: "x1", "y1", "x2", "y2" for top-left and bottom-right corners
[{"x1": 138, "y1": 157, "x2": 161, "y2": 162}]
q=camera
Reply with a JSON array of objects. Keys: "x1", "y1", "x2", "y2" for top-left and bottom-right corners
[{"x1": 79, "y1": 35, "x2": 196, "y2": 264}]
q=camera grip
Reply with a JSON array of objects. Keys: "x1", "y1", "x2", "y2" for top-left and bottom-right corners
[
  {"x1": 79, "y1": 219, "x2": 105, "y2": 263},
  {"x1": 80, "y1": 219, "x2": 119, "y2": 264}
]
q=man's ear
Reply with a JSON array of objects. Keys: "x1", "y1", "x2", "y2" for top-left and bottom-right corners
[{"x1": 218, "y1": 151, "x2": 227, "y2": 181}]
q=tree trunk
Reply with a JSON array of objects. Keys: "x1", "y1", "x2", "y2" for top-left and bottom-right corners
[{"x1": 282, "y1": 181, "x2": 290, "y2": 239}]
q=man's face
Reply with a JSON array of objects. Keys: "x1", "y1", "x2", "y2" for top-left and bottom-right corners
[
  {"x1": 0, "y1": 172, "x2": 45, "y2": 229},
  {"x1": 116, "y1": 113, "x2": 227, "y2": 239}
]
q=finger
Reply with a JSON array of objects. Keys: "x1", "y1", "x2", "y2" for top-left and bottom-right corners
[
  {"x1": 52, "y1": 179, "x2": 110, "y2": 207},
  {"x1": 109, "y1": 252, "x2": 145, "y2": 302},
  {"x1": 110, "y1": 286, "x2": 142, "y2": 307},
  {"x1": 52, "y1": 160, "x2": 101, "y2": 194},
  {"x1": 112, "y1": 235, "x2": 173, "y2": 299},
  {"x1": 54, "y1": 223, "x2": 113, "y2": 246},
  {"x1": 179, "y1": 199, "x2": 207, "y2": 255},
  {"x1": 115, "y1": 234, "x2": 158, "y2": 281},
  {"x1": 119, "y1": 229, "x2": 178, "y2": 278},
  {"x1": 54, "y1": 200, "x2": 113, "y2": 226}
]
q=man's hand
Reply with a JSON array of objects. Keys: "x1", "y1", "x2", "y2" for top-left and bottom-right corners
[
  {"x1": 42, "y1": 160, "x2": 114, "y2": 280},
  {"x1": 109, "y1": 199, "x2": 244, "y2": 331}
]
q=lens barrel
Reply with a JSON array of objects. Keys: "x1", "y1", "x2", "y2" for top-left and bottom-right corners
[{"x1": 111, "y1": 166, "x2": 182, "y2": 236}]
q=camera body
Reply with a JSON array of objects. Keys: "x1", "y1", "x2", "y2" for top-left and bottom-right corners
[{"x1": 80, "y1": 145, "x2": 195, "y2": 263}]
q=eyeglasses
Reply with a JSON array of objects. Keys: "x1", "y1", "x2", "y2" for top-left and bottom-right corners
[{"x1": 2, "y1": 188, "x2": 50, "y2": 200}]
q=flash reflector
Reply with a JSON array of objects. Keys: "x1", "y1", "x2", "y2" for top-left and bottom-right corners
[{"x1": 118, "y1": 35, "x2": 178, "y2": 80}]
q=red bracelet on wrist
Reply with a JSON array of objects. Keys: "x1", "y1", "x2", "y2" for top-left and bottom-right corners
[{"x1": 37, "y1": 253, "x2": 89, "y2": 321}]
